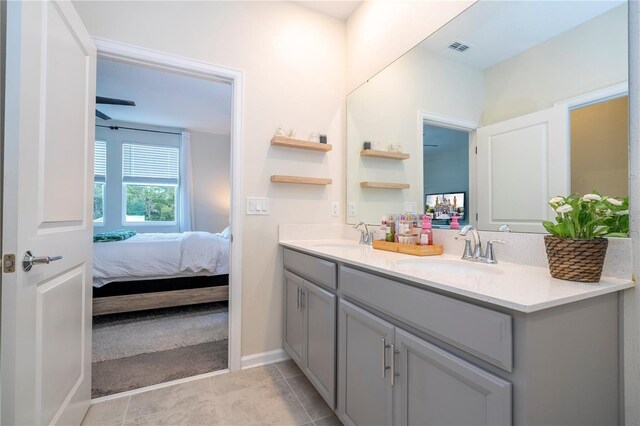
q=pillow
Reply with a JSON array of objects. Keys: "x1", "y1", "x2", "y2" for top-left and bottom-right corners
[{"x1": 221, "y1": 226, "x2": 231, "y2": 239}]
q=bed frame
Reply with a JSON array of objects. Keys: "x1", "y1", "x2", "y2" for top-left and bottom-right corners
[{"x1": 92, "y1": 275, "x2": 229, "y2": 316}]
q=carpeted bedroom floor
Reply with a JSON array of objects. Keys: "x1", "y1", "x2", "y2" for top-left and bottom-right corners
[{"x1": 92, "y1": 302, "x2": 228, "y2": 398}]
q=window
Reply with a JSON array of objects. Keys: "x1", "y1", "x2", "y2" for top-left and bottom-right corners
[
  {"x1": 122, "y1": 143, "x2": 180, "y2": 224},
  {"x1": 94, "y1": 141, "x2": 106, "y2": 224}
]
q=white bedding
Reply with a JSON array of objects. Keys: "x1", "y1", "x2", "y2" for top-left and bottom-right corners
[{"x1": 93, "y1": 231, "x2": 230, "y2": 287}]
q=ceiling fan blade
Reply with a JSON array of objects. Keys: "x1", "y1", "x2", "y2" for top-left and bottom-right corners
[
  {"x1": 96, "y1": 96, "x2": 136, "y2": 106},
  {"x1": 95, "y1": 109, "x2": 111, "y2": 120}
]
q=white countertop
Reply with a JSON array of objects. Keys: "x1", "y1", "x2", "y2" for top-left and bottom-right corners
[{"x1": 280, "y1": 239, "x2": 635, "y2": 313}]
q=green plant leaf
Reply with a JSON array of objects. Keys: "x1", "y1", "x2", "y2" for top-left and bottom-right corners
[{"x1": 543, "y1": 221, "x2": 556, "y2": 235}]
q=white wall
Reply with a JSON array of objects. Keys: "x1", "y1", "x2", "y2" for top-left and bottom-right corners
[
  {"x1": 189, "y1": 131, "x2": 230, "y2": 234},
  {"x1": 74, "y1": 0, "x2": 346, "y2": 357},
  {"x1": 483, "y1": 4, "x2": 628, "y2": 124},
  {"x1": 346, "y1": 0, "x2": 475, "y2": 92}
]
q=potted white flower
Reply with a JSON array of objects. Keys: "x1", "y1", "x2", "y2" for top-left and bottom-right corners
[{"x1": 542, "y1": 193, "x2": 628, "y2": 282}]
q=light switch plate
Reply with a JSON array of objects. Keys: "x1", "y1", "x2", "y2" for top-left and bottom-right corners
[
  {"x1": 246, "y1": 197, "x2": 270, "y2": 215},
  {"x1": 331, "y1": 201, "x2": 339, "y2": 217},
  {"x1": 348, "y1": 202, "x2": 357, "y2": 217}
]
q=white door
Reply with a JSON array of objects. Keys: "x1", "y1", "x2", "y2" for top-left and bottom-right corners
[
  {"x1": 476, "y1": 107, "x2": 569, "y2": 233},
  {"x1": 2, "y1": 1, "x2": 96, "y2": 425}
]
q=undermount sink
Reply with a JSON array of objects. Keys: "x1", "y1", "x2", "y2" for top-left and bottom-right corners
[
  {"x1": 392, "y1": 258, "x2": 504, "y2": 276},
  {"x1": 312, "y1": 242, "x2": 364, "y2": 250}
]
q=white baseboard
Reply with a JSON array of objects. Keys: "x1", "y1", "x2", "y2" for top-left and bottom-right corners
[{"x1": 241, "y1": 348, "x2": 290, "y2": 369}]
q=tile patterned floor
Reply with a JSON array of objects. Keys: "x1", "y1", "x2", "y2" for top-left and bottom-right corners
[{"x1": 81, "y1": 360, "x2": 343, "y2": 426}]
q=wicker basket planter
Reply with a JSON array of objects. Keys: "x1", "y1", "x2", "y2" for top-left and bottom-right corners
[{"x1": 544, "y1": 236, "x2": 608, "y2": 283}]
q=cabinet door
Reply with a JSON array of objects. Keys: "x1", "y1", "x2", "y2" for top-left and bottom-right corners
[
  {"x1": 338, "y1": 300, "x2": 394, "y2": 426},
  {"x1": 303, "y1": 281, "x2": 337, "y2": 408},
  {"x1": 283, "y1": 270, "x2": 305, "y2": 364},
  {"x1": 394, "y1": 329, "x2": 512, "y2": 426}
]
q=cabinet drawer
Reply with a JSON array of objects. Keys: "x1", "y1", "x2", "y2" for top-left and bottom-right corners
[
  {"x1": 284, "y1": 248, "x2": 337, "y2": 290},
  {"x1": 340, "y1": 266, "x2": 512, "y2": 371}
]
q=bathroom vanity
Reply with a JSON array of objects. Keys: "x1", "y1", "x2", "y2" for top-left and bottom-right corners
[{"x1": 280, "y1": 239, "x2": 633, "y2": 426}]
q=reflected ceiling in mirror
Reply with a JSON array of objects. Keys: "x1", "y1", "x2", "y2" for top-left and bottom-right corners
[{"x1": 346, "y1": 0, "x2": 628, "y2": 233}]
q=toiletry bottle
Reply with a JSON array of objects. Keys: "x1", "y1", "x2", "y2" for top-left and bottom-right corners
[
  {"x1": 450, "y1": 215, "x2": 460, "y2": 230},
  {"x1": 419, "y1": 215, "x2": 433, "y2": 246},
  {"x1": 386, "y1": 221, "x2": 395, "y2": 242},
  {"x1": 379, "y1": 216, "x2": 388, "y2": 241}
]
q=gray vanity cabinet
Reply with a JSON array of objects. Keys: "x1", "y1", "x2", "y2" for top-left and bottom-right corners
[
  {"x1": 283, "y1": 268, "x2": 337, "y2": 407},
  {"x1": 283, "y1": 247, "x2": 622, "y2": 425},
  {"x1": 338, "y1": 300, "x2": 394, "y2": 426},
  {"x1": 338, "y1": 299, "x2": 511, "y2": 426},
  {"x1": 304, "y1": 280, "x2": 336, "y2": 406},
  {"x1": 394, "y1": 328, "x2": 511, "y2": 426},
  {"x1": 283, "y1": 270, "x2": 305, "y2": 365}
]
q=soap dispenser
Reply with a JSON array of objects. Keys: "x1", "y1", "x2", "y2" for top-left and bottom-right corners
[
  {"x1": 450, "y1": 215, "x2": 460, "y2": 230},
  {"x1": 419, "y1": 215, "x2": 433, "y2": 246}
]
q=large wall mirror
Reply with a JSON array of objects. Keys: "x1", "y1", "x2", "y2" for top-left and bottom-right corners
[{"x1": 346, "y1": 1, "x2": 629, "y2": 233}]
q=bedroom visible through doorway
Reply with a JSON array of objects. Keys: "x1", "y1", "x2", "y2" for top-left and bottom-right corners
[{"x1": 91, "y1": 57, "x2": 233, "y2": 397}]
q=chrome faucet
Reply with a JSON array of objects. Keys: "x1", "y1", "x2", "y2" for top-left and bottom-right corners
[
  {"x1": 459, "y1": 225, "x2": 483, "y2": 260},
  {"x1": 353, "y1": 221, "x2": 373, "y2": 245},
  {"x1": 484, "y1": 239, "x2": 506, "y2": 264},
  {"x1": 459, "y1": 224, "x2": 507, "y2": 264}
]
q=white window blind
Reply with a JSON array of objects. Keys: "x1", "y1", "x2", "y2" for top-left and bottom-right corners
[
  {"x1": 95, "y1": 140, "x2": 107, "y2": 183},
  {"x1": 122, "y1": 143, "x2": 180, "y2": 184}
]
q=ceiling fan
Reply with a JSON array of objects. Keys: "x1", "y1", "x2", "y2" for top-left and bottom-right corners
[{"x1": 95, "y1": 96, "x2": 136, "y2": 120}]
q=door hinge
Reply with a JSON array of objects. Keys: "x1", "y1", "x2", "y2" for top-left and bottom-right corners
[
  {"x1": 475, "y1": 146, "x2": 478, "y2": 154},
  {"x1": 476, "y1": 213, "x2": 479, "y2": 221},
  {"x1": 3, "y1": 254, "x2": 16, "y2": 273}
]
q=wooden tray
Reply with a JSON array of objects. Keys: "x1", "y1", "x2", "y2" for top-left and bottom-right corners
[{"x1": 373, "y1": 240, "x2": 443, "y2": 256}]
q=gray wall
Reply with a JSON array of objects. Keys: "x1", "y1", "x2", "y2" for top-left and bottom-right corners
[{"x1": 190, "y1": 131, "x2": 230, "y2": 233}]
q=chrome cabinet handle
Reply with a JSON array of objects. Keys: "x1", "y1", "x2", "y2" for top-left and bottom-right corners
[
  {"x1": 22, "y1": 251, "x2": 62, "y2": 272},
  {"x1": 296, "y1": 287, "x2": 301, "y2": 310},
  {"x1": 300, "y1": 288, "x2": 306, "y2": 309},
  {"x1": 382, "y1": 338, "x2": 391, "y2": 378},
  {"x1": 390, "y1": 343, "x2": 396, "y2": 386}
]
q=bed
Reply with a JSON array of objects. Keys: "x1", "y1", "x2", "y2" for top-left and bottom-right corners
[{"x1": 92, "y1": 230, "x2": 230, "y2": 315}]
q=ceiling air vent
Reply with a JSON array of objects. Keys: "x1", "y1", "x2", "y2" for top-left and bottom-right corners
[{"x1": 448, "y1": 42, "x2": 471, "y2": 53}]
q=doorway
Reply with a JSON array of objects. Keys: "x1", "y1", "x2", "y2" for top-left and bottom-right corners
[
  {"x1": 419, "y1": 112, "x2": 478, "y2": 229},
  {"x1": 423, "y1": 124, "x2": 471, "y2": 228},
  {"x1": 91, "y1": 40, "x2": 244, "y2": 398}
]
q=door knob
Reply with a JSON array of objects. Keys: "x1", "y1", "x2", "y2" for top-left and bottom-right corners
[{"x1": 22, "y1": 251, "x2": 63, "y2": 272}]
